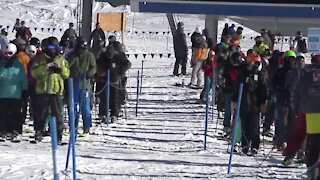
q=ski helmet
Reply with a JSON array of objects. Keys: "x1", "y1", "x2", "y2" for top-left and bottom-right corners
[
  {"x1": 284, "y1": 50, "x2": 297, "y2": 58},
  {"x1": 247, "y1": 53, "x2": 261, "y2": 65},
  {"x1": 44, "y1": 37, "x2": 60, "y2": 58},
  {"x1": 75, "y1": 37, "x2": 88, "y2": 49},
  {"x1": 12, "y1": 38, "x2": 27, "y2": 51},
  {"x1": 230, "y1": 52, "x2": 243, "y2": 66},
  {"x1": 108, "y1": 35, "x2": 116, "y2": 43},
  {"x1": 29, "y1": 37, "x2": 41, "y2": 48},
  {"x1": 195, "y1": 27, "x2": 201, "y2": 33},
  {"x1": 26, "y1": 45, "x2": 37, "y2": 57},
  {"x1": 5, "y1": 43, "x2": 17, "y2": 57},
  {"x1": 177, "y1": 22, "x2": 184, "y2": 29},
  {"x1": 296, "y1": 52, "x2": 305, "y2": 59}
]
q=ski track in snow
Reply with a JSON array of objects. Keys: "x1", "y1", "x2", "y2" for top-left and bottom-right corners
[{"x1": 0, "y1": 0, "x2": 304, "y2": 179}]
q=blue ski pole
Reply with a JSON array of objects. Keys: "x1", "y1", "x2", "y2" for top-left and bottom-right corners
[
  {"x1": 227, "y1": 83, "x2": 244, "y2": 174},
  {"x1": 204, "y1": 77, "x2": 210, "y2": 150},
  {"x1": 136, "y1": 70, "x2": 140, "y2": 117},
  {"x1": 50, "y1": 117, "x2": 60, "y2": 180},
  {"x1": 106, "y1": 70, "x2": 110, "y2": 125}
]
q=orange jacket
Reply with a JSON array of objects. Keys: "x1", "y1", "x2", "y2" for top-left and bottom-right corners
[
  {"x1": 16, "y1": 51, "x2": 30, "y2": 74},
  {"x1": 194, "y1": 48, "x2": 209, "y2": 62}
]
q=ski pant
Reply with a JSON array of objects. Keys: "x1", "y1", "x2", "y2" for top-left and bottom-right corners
[
  {"x1": 305, "y1": 134, "x2": 320, "y2": 173},
  {"x1": 34, "y1": 94, "x2": 64, "y2": 139},
  {"x1": 263, "y1": 95, "x2": 275, "y2": 132},
  {"x1": 0, "y1": 98, "x2": 22, "y2": 134},
  {"x1": 45, "y1": 96, "x2": 65, "y2": 131},
  {"x1": 284, "y1": 113, "x2": 306, "y2": 157},
  {"x1": 28, "y1": 89, "x2": 36, "y2": 122},
  {"x1": 119, "y1": 76, "x2": 128, "y2": 105},
  {"x1": 21, "y1": 97, "x2": 28, "y2": 124},
  {"x1": 190, "y1": 61, "x2": 203, "y2": 86},
  {"x1": 223, "y1": 92, "x2": 233, "y2": 129},
  {"x1": 274, "y1": 95, "x2": 287, "y2": 146},
  {"x1": 74, "y1": 89, "x2": 92, "y2": 129},
  {"x1": 200, "y1": 76, "x2": 213, "y2": 100},
  {"x1": 240, "y1": 112, "x2": 260, "y2": 150},
  {"x1": 173, "y1": 57, "x2": 187, "y2": 76},
  {"x1": 99, "y1": 82, "x2": 120, "y2": 118}
]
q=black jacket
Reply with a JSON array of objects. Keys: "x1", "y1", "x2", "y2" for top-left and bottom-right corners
[
  {"x1": 90, "y1": 28, "x2": 106, "y2": 48},
  {"x1": 173, "y1": 31, "x2": 188, "y2": 59},
  {"x1": 233, "y1": 64, "x2": 268, "y2": 113}
]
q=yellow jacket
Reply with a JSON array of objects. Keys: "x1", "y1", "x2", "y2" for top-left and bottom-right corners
[{"x1": 16, "y1": 51, "x2": 30, "y2": 74}]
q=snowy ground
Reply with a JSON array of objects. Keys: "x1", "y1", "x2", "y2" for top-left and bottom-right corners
[{"x1": 0, "y1": 0, "x2": 307, "y2": 179}]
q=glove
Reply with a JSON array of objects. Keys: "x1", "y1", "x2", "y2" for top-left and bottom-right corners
[
  {"x1": 53, "y1": 67, "x2": 62, "y2": 74},
  {"x1": 21, "y1": 90, "x2": 28, "y2": 100}
]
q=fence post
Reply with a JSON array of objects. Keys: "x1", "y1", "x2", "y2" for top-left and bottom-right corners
[
  {"x1": 204, "y1": 77, "x2": 211, "y2": 150},
  {"x1": 50, "y1": 117, "x2": 60, "y2": 180},
  {"x1": 227, "y1": 83, "x2": 244, "y2": 174},
  {"x1": 136, "y1": 70, "x2": 140, "y2": 117},
  {"x1": 65, "y1": 78, "x2": 77, "y2": 180},
  {"x1": 140, "y1": 60, "x2": 145, "y2": 94}
]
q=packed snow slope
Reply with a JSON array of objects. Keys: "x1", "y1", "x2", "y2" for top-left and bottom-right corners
[{"x1": 0, "y1": 0, "x2": 303, "y2": 179}]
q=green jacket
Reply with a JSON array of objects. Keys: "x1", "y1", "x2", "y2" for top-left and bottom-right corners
[
  {"x1": 31, "y1": 54, "x2": 70, "y2": 95},
  {"x1": 66, "y1": 50, "x2": 96, "y2": 90}
]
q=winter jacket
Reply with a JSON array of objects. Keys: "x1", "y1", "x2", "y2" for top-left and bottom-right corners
[
  {"x1": 96, "y1": 51, "x2": 131, "y2": 83},
  {"x1": 194, "y1": 48, "x2": 209, "y2": 62},
  {"x1": 191, "y1": 32, "x2": 201, "y2": 48},
  {"x1": 0, "y1": 57, "x2": 27, "y2": 99},
  {"x1": 233, "y1": 65, "x2": 268, "y2": 113},
  {"x1": 262, "y1": 34, "x2": 272, "y2": 49},
  {"x1": 0, "y1": 35, "x2": 8, "y2": 52},
  {"x1": 222, "y1": 59, "x2": 241, "y2": 93},
  {"x1": 15, "y1": 27, "x2": 32, "y2": 41},
  {"x1": 16, "y1": 51, "x2": 30, "y2": 74},
  {"x1": 27, "y1": 51, "x2": 43, "y2": 92},
  {"x1": 253, "y1": 43, "x2": 269, "y2": 56},
  {"x1": 173, "y1": 31, "x2": 188, "y2": 59},
  {"x1": 31, "y1": 54, "x2": 70, "y2": 95},
  {"x1": 66, "y1": 49, "x2": 96, "y2": 90},
  {"x1": 62, "y1": 28, "x2": 77, "y2": 41},
  {"x1": 90, "y1": 28, "x2": 106, "y2": 48},
  {"x1": 202, "y1": 58, "x2": 217, "y2": 78}
]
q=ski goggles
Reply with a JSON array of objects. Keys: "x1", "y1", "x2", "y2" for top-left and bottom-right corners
[{"x1": 47, "y1": 45, "x2": 58, "y2": 50}]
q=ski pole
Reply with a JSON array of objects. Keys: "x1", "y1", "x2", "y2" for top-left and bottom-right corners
[
  {"x1": 136, "y1": 70, "x2": 140, "y2": 117},
  {"x1": 212, "y1": 68, "x2": 216, "y2": 122},
  {"x1": 228, "y1": 83, "x2": 244, "y2": 174},
  {"x1": 204, "y1": 77, "x2": 210, "y2": 150},
  {"x1": 50, "y1": 117, "x2": 60, "y2": 180},
  {"x1": 106, "y1": 70, "x2": 110, "y2": 125}
]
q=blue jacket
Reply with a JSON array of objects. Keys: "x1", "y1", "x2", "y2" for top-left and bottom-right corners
[{"x1": 0, "y1": 57, "x2": 27, "y2": 99}]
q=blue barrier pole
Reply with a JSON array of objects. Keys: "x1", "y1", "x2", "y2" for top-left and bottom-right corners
[
  {"x1": 227, "y1": 83, "x2": 244, "y2": 174},
  {"x1": 204, "y1": 77, "x2": 210, "y2": 150},
  {"x1": 136, "y1": 70, "x2": 140, "y2": 117},
  {"x1": 65, "y1": 78, "x2": 77, "y2": 180},
  {"x1": 50, "y1": 117, "x2": 60, "y2": 180},
  {"x1": 212, "y1": 68, "x2": 216, "y2": 121},
  {"x1": 140, "y1": 60, "x2": 144, "y2": 95},
  {"x1": 106, "y1": 70, "x2": 110, "y2": 125}
]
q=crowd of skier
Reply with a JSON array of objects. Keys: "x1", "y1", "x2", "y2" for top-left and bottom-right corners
[
  {"x1": 173, "y1": 22, "x2": 319, "y2": 179},
  {"x1": 0, "y1": 20, "x2": 131, "y2": 146}
]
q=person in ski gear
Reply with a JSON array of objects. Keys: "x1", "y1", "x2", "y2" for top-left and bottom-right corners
[
  {"x1": 273, "y1": 50, "x2": 296, "y2": 149},
  {"x1": 0, "y1": 28, "x2": 8, "y2": 53},
  {"x1": 234, "y1": 52, "x2": 268, "y2": 156},
  {"x1": 261, "y1": 29, "x2": 272, "y2": 49},
  {"x1": 200, "y1": 50, "x2": 216, "y2": 101},
  {"x1": 253, "y1": 36, "x2": 269, "y2": 56},
  {"x1": 202, "y1": 28, "x2": 213, "y2": 48},
  {"x1": 0, "y1": 43, "x2": 27, "y2": 142},
  {"x1": 31, "y1": 36, "x2": 70, "y2": 143},
  {"x1": 191, "y1": 27, "x2": 202, "y2": 67},
  {"x1": 12, "y1": 18, "x2": 20, "y2": 33},
  {"x1": 293, "y1": 31, "x2": 308, "y2": 53},
  {"x1": 228, "y1": 24, "x2": 236, "y2": 36},
  {"x1": 189, "y1": 39, "x2": 208, "y2": 87},
  {"x1": 90, "y1": 22, "x2": 106, "y2": 59},
  {"x1": 61, "y1": 23, "x2": 77, "y2": 47},
  {"x1": 66, "y1": 37, "x2": 96, "y2": 134},
  {"x1": 230, "y1": 27, "x2": 243, "y2": 47},
  {"x1": 173, "y1": 22, "x2": 188, "y2": 76},
  {"x1": 15, "y1": 21, "x2": 32, "y2": 42},
  {"x1": 221, "y1": 23, "x2": 229, "y2": 41},
  {"x1": 300, "y1": 54, "x2": 320, "y2": 179}
]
